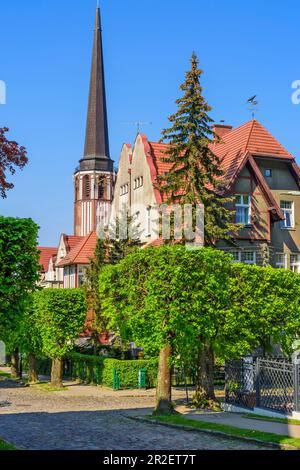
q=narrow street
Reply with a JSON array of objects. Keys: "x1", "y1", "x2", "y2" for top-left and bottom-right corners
[{"x1": 0, "y1": 377, "x2": 267, "y2": 450}]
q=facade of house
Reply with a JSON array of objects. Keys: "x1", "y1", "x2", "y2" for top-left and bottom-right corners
[
  {"x1": 111, "y1": 121, "x2": 300, "y2": 269},
  {"x1": 38, "y1": 247, "x2": 61, "y2": 288}
]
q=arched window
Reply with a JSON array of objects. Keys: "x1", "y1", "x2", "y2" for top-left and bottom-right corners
[
  {"x1": 98, "y1": 177, "x2": 105, "y2": 199},
  {"x1": 83, "y1": 175, "x2": 90, "y2": 199},
  {"x1": 75, "y1": 178, "x2": 79, "y2": 201}
]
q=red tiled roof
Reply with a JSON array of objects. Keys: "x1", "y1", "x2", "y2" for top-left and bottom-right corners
[
  {"x1": 38, "y1": 247, "x2": 57, "y2": 273},
  {"x1": 141, "y1": 119, "x2": 298, "y2": 222},
  {"x1": 57, "y1": 231, "x2": 97, "y2": 267},
  {"x1": 64, "y1": 235, "x2": 83, "y2": 252},
  {"x1": 146, "y1": 119, "x2": 295, "y2": 189},
  {"x1": 211, "y1": 119, "x2": 293, "y2": 185}
]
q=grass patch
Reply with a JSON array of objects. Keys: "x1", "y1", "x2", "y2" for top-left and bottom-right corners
[
  {"x1": 243, "y1": 413, "x2": 300, "y2": 426},
  {"x1": 150, "y1": 414, "x2": 300, "y2": 449},
  {"x1": 0, "y1": 439, "x2": 16, "y2": 451},
  {"x1": 31, "y1": 382, "x2": 69, "y2": 392},
  {"x1": 0, "y1": 371, "x2": 11, "y2": 379}
]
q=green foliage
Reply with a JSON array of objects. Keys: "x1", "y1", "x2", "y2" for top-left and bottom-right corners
[
  {"x1": 83, "y1": 239, "x2": 107, "y2": 332},
  {"x1": 99, "y1": 245, "x2": 233, "y2": 359},
  {"x1": 99, "y1": 245, "x2": 300, "y2": 363},
  {"x1": 32, "y1": 289, "x2": 87, "y2": 359},
  {"x1": 226, "y1": 263, "x2": 300, "y2": 357},
  {"x1": 84, "y1": 207, "x2": 141, "y2": 335},
  {"x1": 67, "y1": 352, "x2": 158, "y2": 388},
  {"x1": 158, "y1": 54, "x2": 237, "y2": 245},
  {"x1": 0, "y1": 216, "x2": 40, "y2": 351}
]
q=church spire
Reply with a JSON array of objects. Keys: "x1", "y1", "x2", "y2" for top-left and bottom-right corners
[{"x1": 80, "y1": 6, "x2": 113, "y2": 172}]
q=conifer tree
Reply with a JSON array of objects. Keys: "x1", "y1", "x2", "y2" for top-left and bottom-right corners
[{"x1": 158, "y1": 53, "x2": 237, "y2": 246}]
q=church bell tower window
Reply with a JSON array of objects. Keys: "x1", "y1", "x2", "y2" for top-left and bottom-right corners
[
  {"x1": 84, "y1": 175, "x2": 90, "y2": 199},
  {"x1": 98, "y1": 177, "x2": 105, "y2": 199}
]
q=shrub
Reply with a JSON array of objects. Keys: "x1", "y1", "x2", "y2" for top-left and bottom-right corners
[{"x1": 67, "y1": 352, "x2": 158, "y2": 389}]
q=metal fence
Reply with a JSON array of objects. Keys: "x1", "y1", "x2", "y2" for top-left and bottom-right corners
[{"x1": 225, "y1": 357, "x2": 300, "y2": 415}]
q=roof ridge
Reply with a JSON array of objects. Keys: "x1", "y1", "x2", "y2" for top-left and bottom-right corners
[{"x1": 244, "y1": 120, "x2": 256, "y2": 152}]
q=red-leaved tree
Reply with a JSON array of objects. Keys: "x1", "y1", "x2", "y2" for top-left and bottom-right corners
[{"x1": 0, "y1": 127, "x2": 28, "y2": 198}]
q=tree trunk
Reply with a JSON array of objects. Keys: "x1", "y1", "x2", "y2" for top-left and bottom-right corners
[
  {"x1": 11, "y1": 349, "x2": 19, "y2": 379},
  {"x1": 193, "y1": 345, "x2": 218, "y2": 407},
  {"x1": 51, "y1": 358, "x2": 63, "y2": 388},
  {"x1": 153, "y1": 344, "x2": 174, "y2": 415},
  {"x1": 28, "y1": 353, "x2": 39, "y2": 384}
]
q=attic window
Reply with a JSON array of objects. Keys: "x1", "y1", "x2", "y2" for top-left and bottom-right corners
[{"x1": 264, "y1": 169, "x2": 272, "y2": 177}]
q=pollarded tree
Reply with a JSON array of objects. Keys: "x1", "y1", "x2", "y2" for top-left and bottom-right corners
[
  {"x1": 19, "y1": 299, "x2": 43, "y2": 384},
  {"x1": 158, "y1": 53, "x2": 237, "y2": 246},
  {"x1": 33, "y1": 289, "x2": 87, "y2": 388},
  {"x1": 0, "y1": 217, "x2": 40, "y2": 378},
  {"x1": 0, "y1": 128, "x2": 28, "y2": 198},
  {"x1": 99, "y1": 245, "x2": 234, "y2": 414},
  {"x1": 226, "y1": 264, "x2": 300, "y2": 359}
]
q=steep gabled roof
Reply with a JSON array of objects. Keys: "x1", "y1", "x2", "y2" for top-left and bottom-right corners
[
  {"x1": 57, "y1": 231, "x2": 97, "y2": 267},
  {"x1": 140, "y1": 119, "x2": 299, "y2": 222},
  {"x1": 38, "y1": 247, "x2": 57, "y2": 273},
  {"x1": 211, "y1": 119, "x2": 293, "y2": 185}
]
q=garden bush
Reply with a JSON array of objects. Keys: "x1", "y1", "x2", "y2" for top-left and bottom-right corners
[{"x1": 66, "y1": 352, "x2": 158, "y2": 389}]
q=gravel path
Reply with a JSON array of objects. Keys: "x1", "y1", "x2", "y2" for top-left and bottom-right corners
[{"x1": 0, "y1": 376, "x2": 268, "y2": 450}]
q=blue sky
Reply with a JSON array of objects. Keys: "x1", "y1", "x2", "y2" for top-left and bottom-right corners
[{"x1": 1, "y1": 0, "x2": 300, "y2": 246}]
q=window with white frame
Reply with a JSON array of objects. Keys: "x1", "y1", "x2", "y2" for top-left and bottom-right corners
[
  {"x1": 146, "y1": 207, "x2": 151, "y2": 237},
  {"x1": 134, "y1": 177, "x2": 143, "y2": 190},
  {"x1": 235, "y1": 195, "x2": 251, "y2": 225},
  {"x1": 290, "y1": 254, "x2": 300, "y2": 273},
  {"x1": 276, "y1": 253, "x2": 287, "y2": 269},
  {"x1": 280, "y1": 201, "x2": 294, "y2": 229},
  {"x1": 243, "y1": 252, "x2": 256, "y2": 265},
  {"x1": 120, "y1": 184, "x2": 129, "y2": 196},
  {"x1": 78, "y1": 265, "x2": 88, "y2": 287},
  {"x1": 230, "y1": 251, "x2": 241, "y2": 263}
]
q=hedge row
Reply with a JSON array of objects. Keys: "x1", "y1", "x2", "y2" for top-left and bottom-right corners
[{"x1": 66, "y1": 352, "x2": 158, "y2": 389}]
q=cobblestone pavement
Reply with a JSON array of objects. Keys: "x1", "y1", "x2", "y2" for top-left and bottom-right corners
[{"x1": 0, "y1": 376, "x2": 268, "y2": 450}]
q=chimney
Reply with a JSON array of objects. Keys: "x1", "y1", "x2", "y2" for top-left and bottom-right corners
[{"x1": 212, "y1": 124, "x2": 233, "y2": 139}]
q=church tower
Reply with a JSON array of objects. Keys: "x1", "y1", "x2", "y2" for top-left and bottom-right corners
[{"x1": 74, "y1": 7, "x2": 114, "y2": 237}]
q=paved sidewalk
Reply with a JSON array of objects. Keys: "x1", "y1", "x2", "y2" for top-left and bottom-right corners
[{"x1": 176, "y1": 406, "x2": 300, "y2": 438}]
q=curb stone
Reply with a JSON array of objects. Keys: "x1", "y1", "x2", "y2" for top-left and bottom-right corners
[{"x1": 125, "y1": 415, "x2": 297, "y2": 451}]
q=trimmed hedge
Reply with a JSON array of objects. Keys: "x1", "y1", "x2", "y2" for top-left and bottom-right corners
[{"x1": 66, "y1": 352, "x2": 158, "y2": 389}]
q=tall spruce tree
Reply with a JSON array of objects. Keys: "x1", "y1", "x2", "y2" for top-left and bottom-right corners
[{"x1": 158, "y1": 53, "x2": 237, "y2": 246}]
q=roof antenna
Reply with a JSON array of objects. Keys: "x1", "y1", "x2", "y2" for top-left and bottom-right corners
[
  {"x1": 121, "y1": 121, "x2": 153, "y2": 134},
  {"x1": 247, "y1": 95, "x2": 258, "y2": 119}
]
